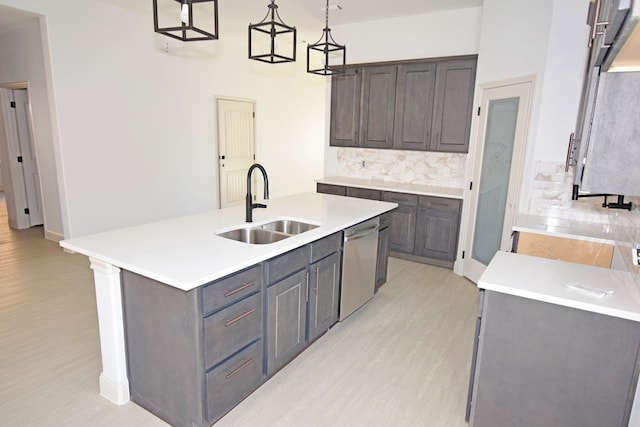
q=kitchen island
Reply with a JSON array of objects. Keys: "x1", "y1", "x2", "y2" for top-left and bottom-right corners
[
  {"x1": 467, "y1": 251, "x2": 640, "y2": 427},
  {"x1": 60, "y1": 192, "x2": 396, "y2": 425}
]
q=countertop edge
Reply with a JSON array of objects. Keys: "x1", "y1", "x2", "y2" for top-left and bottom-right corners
[{"x1": 317, "y1": 176, "x2": 464, "y2": 199}]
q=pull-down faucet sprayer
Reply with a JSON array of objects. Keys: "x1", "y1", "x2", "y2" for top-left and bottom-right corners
[{"x1": 246, "y1": 163, "x2": 269, "y2": 222}]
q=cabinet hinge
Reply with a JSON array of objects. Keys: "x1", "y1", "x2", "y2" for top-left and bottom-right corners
[
  {"x1": 17, "y1": 156, "x2": 23, "y2": 163},
  {"x1": 469, "y1": 181, "x2": 473, "y2": 190},
  {"x1": 462, "y1": 250, "x2": 465, "y2": 259},
  {"x1": 10, "y1": 101, "x2": 16, "y2": 108},
  {"x1": 252, "y1": 111, "x2": 255, "y2": 118},
  {"x1": 24, "y1": 208, "x2": 30, "y2": 215},
  {"x1": 477, "y1": 106, "x2": 481, "y2": 116}
]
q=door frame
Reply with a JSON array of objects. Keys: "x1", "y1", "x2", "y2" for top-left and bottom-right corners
[{"x1": 456, "y1": 75, "x2": 535, "y2": 281}]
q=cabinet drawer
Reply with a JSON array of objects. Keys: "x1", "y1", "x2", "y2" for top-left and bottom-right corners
[
  {"x1": 205, "y1": 340, "x2": 263, "y2": 422},
  {"x1": 317, "y1": 183, "x2": 347, "y2": 196},
  {"x1": 346, "y1": 187, "x2": 382, "y2": 200},
  {"x1": 310, "y1": 232, "x2": 342, "y2": 263},
  {"x1": 419, "y1": 196, "x2": 461, "y2": 212},
  {"x1": 382, "y1": 191, "x2": 418, "y2": 206},
  {"x1": 266, "y1": 246, "x2": 308, "y2": 284},
  {"x1": 204, "y1": 293, "x2": 262, "y2": 369},
  {"x1": 203, "y1": 265, "x2": 262, "y2": 315}
]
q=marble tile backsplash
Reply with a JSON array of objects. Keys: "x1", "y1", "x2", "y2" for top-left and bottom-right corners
[
  {"x1": 336, "y1": 148, "x2": 466, "y2": 188},
  {"x1": 528, "y1": 161, "x2": 640, "y2": 241}
]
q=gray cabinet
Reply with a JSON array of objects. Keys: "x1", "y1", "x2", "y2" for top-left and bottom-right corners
[
  {"x1": 393, "y1": 62, "x2": 436, "y2": 151},
  {"x1": 415, "y1": 196, "x2": 461, "y2": 263},
  {"x1": 309, "y1": 251, "x2": 341, "y2": 341},
  {"x1": 266, "y1": 269, "x2": 308, "y2": 376},
  {"x1": 469, "y1": 290, "x2": 640, "y2": 427},
  {"x1": 431, "y1": 58, "x2": 477, "y2": 153},
  {"x1": 361, "y1": 65, "x2": 397, "y2": 149},
  {"x1": 383, "y1": 192, "x2": 418, "y2": 254},
  {"x1": 122, "y1": 265, "x2": 264, "y2": 427},
  {"x1": 329, "y1": 56, "x2": 476, "y2": 153},
  {"x1": 317, "y1": 184, "x2": 461, "y2": 268},
  {"x1": 330, "y1": 68, "x2": 361, "y2": 147},
  {"x1": 375, "y1": 212, "x2": 392, "y2": 291}
]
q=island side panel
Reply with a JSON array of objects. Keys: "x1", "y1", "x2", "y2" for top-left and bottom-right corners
[
  {"x1": 471, "y1": 290, "x2": 640, "y2": 427},
  {"x1": 122, "y1": 270, "x2": 205, "y2": 427}
]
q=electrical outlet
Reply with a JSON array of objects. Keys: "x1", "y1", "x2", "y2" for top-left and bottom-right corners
[
  {"x1": 632, "y1": 244, "x2": 640, "y2": 266},
  {"x1": 360, "y1": 160, "x2": 365, "y2": 168}
]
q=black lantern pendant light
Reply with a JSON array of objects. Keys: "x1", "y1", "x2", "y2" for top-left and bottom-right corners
[
  {"x1": 153, "y1": 0, "x2": 219, "y2": 42},
  {"x1": 249, "y1": 1, "x2": 297, "y2": 64},
  {"x1": 307, "y1": 0, "x2": 346, "y2": 75}
]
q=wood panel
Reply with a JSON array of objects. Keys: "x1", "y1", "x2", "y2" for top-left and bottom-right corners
[{"x1": 516, "y1": 232, "x2": 613, "y2": 268}]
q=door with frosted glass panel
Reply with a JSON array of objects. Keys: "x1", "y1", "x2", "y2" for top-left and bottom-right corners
[{"x1": 463, "y1": 80, "x2": 533, "y2": 283}]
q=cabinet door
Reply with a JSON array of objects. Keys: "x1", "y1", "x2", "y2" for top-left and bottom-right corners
[
  {"x1": 415, "y1": 207, "x2": 459, "y2": 262},
  {"x1": 267, "y1": 270, "x2": 309, "y2": 375},
  {"x1": 375, "y1": 226, "x2": 390, "y2": 291},
  {"x1": 330, "y1": 68, "x2": 361, "y2": 147},
  {"x1": 388, "y1": 205, "x2": 416, "y2": 254},
  {"x1": 393, "y1": 62, "x2": 437, "y2": 151},
  {"x1": 309, "y1": 252, "x2": 341, "y2": 341},
  {"x1": 360, "y1": 65, "x2": 397, "y2": 149},
  {"x1": 431, "y1": 58, "x2": 477, "y2": 153}
]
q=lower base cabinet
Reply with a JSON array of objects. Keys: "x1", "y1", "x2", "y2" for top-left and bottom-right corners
[
  {"x1": 468, "y1": 290, "x2": 640, "y2": 427},
  {"x1": 122, "y1": 230, "x2": 351, "y2": 426}
]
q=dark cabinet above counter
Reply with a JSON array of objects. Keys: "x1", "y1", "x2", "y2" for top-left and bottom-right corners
[{"x1": 330, "y1": 55, "x2": 477, "y2": 153}]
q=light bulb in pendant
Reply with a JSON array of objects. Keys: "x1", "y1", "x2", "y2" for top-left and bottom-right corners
[{"x1": 180, "y1": 2, "x2": 189, "y2": 24}]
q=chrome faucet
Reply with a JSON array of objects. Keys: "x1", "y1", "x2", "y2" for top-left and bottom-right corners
[{"x1": 246, "y1": 163, "x2": 269, "y2": 222}]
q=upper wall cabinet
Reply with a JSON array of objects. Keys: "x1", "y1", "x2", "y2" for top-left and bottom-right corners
[
  {"x1": 330, "y1": 56, "x2": 477, "y2": 153},
  {"x1": 330, "y1": 68, "x2": 362, "y2": 147}
]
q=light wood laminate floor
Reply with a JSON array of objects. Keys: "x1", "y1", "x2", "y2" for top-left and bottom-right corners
[{"x1": 0, "y1": 194, "x2": 479, "y2": 426}]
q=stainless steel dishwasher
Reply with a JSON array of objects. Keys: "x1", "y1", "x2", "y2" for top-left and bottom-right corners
[{"x1": 339, "y1": 217, "x2": 380, "y2": 321}]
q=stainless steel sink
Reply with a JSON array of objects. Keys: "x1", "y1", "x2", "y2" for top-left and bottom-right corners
[
  {"x1": 260, "y1": 219, "x2": 318, "y2": 235},
  {"x1": 216, "y1": 219, "x2": 319, "y2": 244}
]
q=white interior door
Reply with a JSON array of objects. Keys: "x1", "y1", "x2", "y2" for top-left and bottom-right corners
[
  {"x1": 0, "y1": 87, "x2": 44, "y2": 229},
  {"x1": 463, "y1": 79, "x2": 533, "y2": 283},
  {"x1": 216, "y1": 98, "x2": 256, "y2": 209}
]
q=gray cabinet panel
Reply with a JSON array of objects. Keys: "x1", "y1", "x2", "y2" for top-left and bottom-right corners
[
  {"x1": 316, "y1": 183, "x2": 347, "y2": 196},
  {"x1": 203, "y1": 264, "x2": 262, "y2": 315},
  {"x1": 309, "y1": 252, "x2": 341, "y2": 341},
  {"x1": 431, "y1": 58, "x2": 476, "y2": 153},
  {"x1": 388, "y1": 204, "x2": 416, "y2": 254},
  {"x1": 310, "y1": 232, "x2": 342, "y2": 263},
  {"x1": 471, "y1": 291, "x2": 640, "y2": 427},
  {"x1": 346, "y1": 186, "x2": 381, "y2": 200},
  {"x1": 416, "y1": 207, "x2": 459, "y2": 262},
  {"x1": 266, "y1": 246, "x2": 308, "y2": 284},
  {"x1": 330, "y1": 68, "x2": 361, "y2": 147},
  {"x1": 375, "y1": 225, "x2": 390, "y2": 291},
  {"x1": 204, "y1": 292, "x2": 262, "y2": 369},
  {"x1": 360, "y1": 65, "x2": 397, "y2": 149},
  {"x1": 393, "y1": 62, "x2": 437, "y2": 151},
  {"x1": 267, "y1": 269, "x2": 309, "y2": 375},
  {"x1": 205, "y1": 340, "x2": 263, "y2": 421}
]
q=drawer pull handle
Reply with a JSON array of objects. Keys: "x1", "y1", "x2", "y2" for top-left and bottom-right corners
[
  {"x1": 224, "y1": 308, "x2": 256, "y2": 327},
  {"x1": 226, "y1": 358, "x2": 254, "y2": 379},
  {"x1": 223, "y1": 281, "x2": 256, "y2": 297}
]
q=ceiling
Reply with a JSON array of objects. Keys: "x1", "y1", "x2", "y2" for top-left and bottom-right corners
[{"x1": 0, "y1": 1, "x2": 483, "y2": 34}]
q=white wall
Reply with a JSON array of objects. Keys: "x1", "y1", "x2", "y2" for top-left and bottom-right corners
[
  {"x1": 0, "y1": 20, "x2": 65, "y2": 239},
  {"x1": 0, "y1": 0, "x2": 327, "y2": 237}
]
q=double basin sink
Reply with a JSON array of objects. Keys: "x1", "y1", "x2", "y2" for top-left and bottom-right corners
[{"x1": 217, "y1": 218, "x2": 319, "y2": 244}]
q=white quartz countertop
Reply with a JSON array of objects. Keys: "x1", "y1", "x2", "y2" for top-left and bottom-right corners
[
  {"x1": 60, "y1": 192, "x2": 397, "y2": 291},
  {"x1": 479, "y1": 251, "x2": 640, "y2": 322},
  {"x1": 317, "y1": 176, "x2": 464, "y2": 199}
]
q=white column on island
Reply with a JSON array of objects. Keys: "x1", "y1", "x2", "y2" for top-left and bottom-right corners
[{"x1": 89, "y1": 258, "x2": 130, "y2": 404}]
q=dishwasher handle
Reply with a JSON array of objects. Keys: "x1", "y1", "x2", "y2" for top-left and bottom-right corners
[{"x1": 344, "y1": 224, "x2": 380, "y2": 242}]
